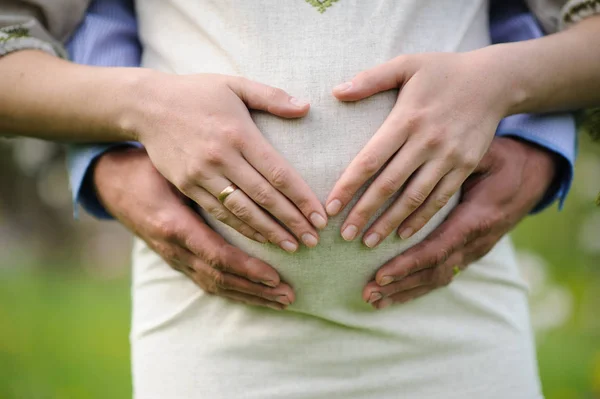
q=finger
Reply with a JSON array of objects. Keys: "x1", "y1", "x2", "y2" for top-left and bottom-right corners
[
  {"x1": 228, "y1": 76, "x2": 310, "y2": 118},
  {"x1": 173, "y1": 209, "x2": 283, "y2": 287},
  {"x1": 218, "y1": 290, "x2": 287, "y2": 311},
  {"x1": 191, "y1": 179, "x2": 300, "y2": 253},
  {"x1": 373, "y1": 201, "x2": 480, "y2": 285},
  {"x1": 185, "y1": 185, "x2": 267, "y2": 243},
  {"x1": 338, "y1": 143, "x2": 430, "y2": 242},
  {"x1": 226, "y1": 163, "x2": 320, "y2": 247},
  {"x1": 190, "y1": 259, "x2": 295, "y2": 305},
  {"x1": 241, "y1": 133, "x2": 328, "y2": 230},
  {"x1": 332, "y1": 55, "x2": 418, "y2": 101},
  {"x1": 394, "y1": 170, "x2": 465, "y2": 240},
  {"x1": 363, "y1": 267, "x2": 436, "y2": 303},
  {"x1": 458, "y1": 234, "x2": 498, "y2": 266},
  {"x1": 373, "y1": 286, "x2": 433, "y2": 310},
  {"x1": 363, "y1": 161, "x2": 450, "y2": 247},
  {"x1": 325, "y1": 106, "x2": 411, "y2": 217}
]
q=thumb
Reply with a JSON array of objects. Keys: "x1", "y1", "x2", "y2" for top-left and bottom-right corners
[
  {"x1": 332, "y1": 55, "x2": 417, "y2": 101},
  {"x1": 228, "y1": 77, "x2": 310, "y2": 118}
]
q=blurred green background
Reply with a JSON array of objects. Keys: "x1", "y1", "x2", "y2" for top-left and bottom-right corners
[{"x1": 0, "y1": 135, "x2": 599, "y2": 399}]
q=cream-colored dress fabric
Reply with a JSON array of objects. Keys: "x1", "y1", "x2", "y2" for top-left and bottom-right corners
[{"x1": 131, "y1": 1, "x2": 542, "y2": 397}]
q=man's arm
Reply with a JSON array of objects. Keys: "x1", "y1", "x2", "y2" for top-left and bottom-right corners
[{"x1": 65, "y1": 0, "x2": 143, "y2": 219}]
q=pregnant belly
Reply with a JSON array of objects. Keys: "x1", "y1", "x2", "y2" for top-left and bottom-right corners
[{"x1": 198, "y1": 90, "x2": 460, "y2": 319}]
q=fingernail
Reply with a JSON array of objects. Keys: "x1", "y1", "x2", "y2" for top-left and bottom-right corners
[
  {"x1": 326, "y1": 199, "x2": 342, "y2": 216},
  {"x1": 310, "y1": 212, "x2": 327, "y2": 229},
  {"x1": 290, "y1": 97, "x2": 309, "y2": 108},
  {"x1": 367, "y1": 292, "x2": 383, "y2": 304},
  {"x1": 275, "y1": 295, "x2": 291, "y2": 306},
  {"x1": 280, "y1": 240, "x2": 298, "y2": 253},
  {"x1": 334, "y1": 82, "x2": 353, "y2": 92},
  {"x1": 261, "y1": 280, "x2": 277, "y2": 288},
  {"x1": 341, "y1": 225, "x2": 358, "y2": 241},
  {"x1": 399, "y1": 228, "x2": 414, "y2": 240},
  {"x1": 379, "y1": 276, "x2": 394, "y2": 286},
  {"x1": 302, "y1": 233, "x2": 319, "y2": 248},
  {"x1": 364, "y1": 233, "x2": 381, "y2": 248},
  {"x1": 254, "y1": 233, "x2": 267, "y2": 243},
  {"x1": 377, "y1": 298, "x2": 393, "y2": 309}
]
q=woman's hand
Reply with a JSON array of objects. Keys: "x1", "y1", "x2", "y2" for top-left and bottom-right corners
[
  {"x1": 326, "y1": 52, "x2": 510, "y2": 247},
  {"x1": 129, "y1": 72, "x2": 328, "y2": 253}
]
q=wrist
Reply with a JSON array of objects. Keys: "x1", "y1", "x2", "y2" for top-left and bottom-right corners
[
  {"x1": 507, "y1": 136, "x2": 559, "y2": 202},
  {"x1": 92, "y1": 147, "x2": 149, "y2": 211},
  {"x1": 468, "y1": 45, "x2": 530, "y2": 117},
  {"x1": 107, "y1": 68, "x2": 164, "y2": 142}
]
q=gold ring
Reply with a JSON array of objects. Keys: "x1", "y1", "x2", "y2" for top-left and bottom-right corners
[
  {"x1": 217, "y1": 184, "x2": 238, "y2": 204},
  {"x1": 452, "y1": 266, "x2": 461, "y2": 277}
]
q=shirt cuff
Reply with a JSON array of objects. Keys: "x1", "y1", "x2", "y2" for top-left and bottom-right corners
[
  {"x1": 66, "y1": 142, "x2": 143, "y2": 220},
  {"x1": 495, "y1": 113, "x2": 577, "y2": 213}
]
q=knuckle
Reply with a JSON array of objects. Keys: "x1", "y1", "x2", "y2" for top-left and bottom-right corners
[
  {"x1": 253, "y1": 184, "x2": 276, "y2": 208},
  {"x1": 403, "y1": 109, "x2": 425, "y2": 131},
  {"x1": 379, "y1": 218, "x2": 398, "y2": 235},
  {"x1": 268, "y1": 166, "x2": 290, "y2": 190},
  {"x1": 228, "y1": 200, "x2": 253, "y2": 222},
  {"x1": 404, "y1": 189, "x2": 428, "y2": 211},
  {"x1": 201, "y1": 246, "x2": 225, "y2": 270},
  {"x1": 210, "y1": 269, "x2": 227, "y2": 289},
  {"x1": 358, "y1": 151, "x2": 381, "y2": 176},
  {"x1": 222, "y1": 126, "x2": 246, "y2": 150},
  {"x1": 473, "y1": 218, "x2": 494, "y2": 238},
  {"x1": 432, "y1": 247, "x2": 451, "y2": 266},
  {"x1": 378, "y1": 176, "x2": 399, "y2": 197},
  {"x1": 461, "y1": 153, "x2": 480, "y2": 171},
  {"x1": 150, "y1": 213, "x2": 179, "y2": 242},
  {"x1": 265, "y1": 230, "x2": 282, "y2": 244},
  {"x1": 354, "y1": 208, "x2": 373, "y2": 225},
  {"x1": 423, "y1": 133, "x2": 444, "y2": 150},
  {"x1": 204, "y1": 143, "x2": 226, "y2": 166},
  {"x1": 433, "y1": 192, "x2": 452, "y2": 210},
  {"x1": 208, "y1": 206, "x2": 229, "y2": 223}
]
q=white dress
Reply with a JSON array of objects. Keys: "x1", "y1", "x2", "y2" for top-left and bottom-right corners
[{"x1": 130, "y1": 1, "x2": 542, "y2": 397}]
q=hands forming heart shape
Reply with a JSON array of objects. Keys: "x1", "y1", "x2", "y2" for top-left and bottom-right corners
[{"x1": 130, "y1": 51, "x2": 509, "y2": 252}]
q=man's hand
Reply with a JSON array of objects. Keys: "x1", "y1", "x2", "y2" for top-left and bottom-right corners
[
  {"x1": 93, "y1": 147, "x2": 295, "y2": 310},
  {"x1": 362, "y1": 137, "x2": 559, "y2": 309}
]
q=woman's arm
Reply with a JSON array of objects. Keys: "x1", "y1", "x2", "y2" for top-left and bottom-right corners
[
  {"x1": 484, "y1": 15, "x2": 600, "y2": 115},
  {"x1": 0, "y1": 50, "x2": 142, "y2": 141}
]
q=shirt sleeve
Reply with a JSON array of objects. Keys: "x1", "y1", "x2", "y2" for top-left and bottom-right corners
[
  {"x1": 65, "y1": 0, "x2": 142, "y2": 220},
  {"x1": 0, "y1": 0, "x2": 88, "y2": 58},
  {"x1": 490, "y1": 0, "x2": 577, "y2": 213}
]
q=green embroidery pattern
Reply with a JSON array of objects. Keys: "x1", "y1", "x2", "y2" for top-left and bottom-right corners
[
  {"x1": 0, "y1": 27, "x2": 30, "y2": 43},
  {"x1": 305, "y1": 0, "x2": 339, "y2": 13}
]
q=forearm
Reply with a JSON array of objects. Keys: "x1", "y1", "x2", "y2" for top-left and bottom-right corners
[
  {"x1": 481, "y1": 15, "x2": 600, "y2": 115},
  {"x1": 0, "y1": 50, "x2": 147, "y2": 142}
]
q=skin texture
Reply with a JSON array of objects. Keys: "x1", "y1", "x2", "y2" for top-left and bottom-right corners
[
  {"x1": 0, "y1": 52, "x2": 328, "y2": 252},
  {"x1": 328, "y1": 52, "x2": 506, "y2": 246},
  {"x1": 362, "y1": 136, "x2": 558, "y2": 309},
  {"x1": 326, "y1": 15, "x2": 600, "y2": 246},
  {"x1": 126, "y1": 72, "x2": 331, "y2": 252},
  {"x1": 92, "y1": 137, "x2": 557, "y2": 310},
  {"x1": 92, "y1": 147, "x2": 295, "y2": 310}
]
